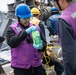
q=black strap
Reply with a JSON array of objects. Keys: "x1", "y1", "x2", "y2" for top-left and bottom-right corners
[{"x1": 56, "y1": 1, "x2": 62, "y2": 11}]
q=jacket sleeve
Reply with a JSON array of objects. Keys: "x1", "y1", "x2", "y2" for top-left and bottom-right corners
[
  {"x1": 39, "y1": 22, "x2": 45, "y2": 37},
  {"x1": 46, "y1": 17, "x2": 54, "y2": 35},
  {"x1": 58, "y1": 18, "x2": 76, "y2": 61},
  {"x1": 58, "y1": 18, "x2": 74, "y2": 46},
  {"x1": 6, "y1": 27, "x2": 27, "y2": 48}
]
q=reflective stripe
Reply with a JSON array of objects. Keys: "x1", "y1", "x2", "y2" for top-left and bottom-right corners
[
  {"x1": 71, "y1": 11, "x2": 76, "y2": 18},
  {"x1": 16, "y1": 27, "x2": 22, "y2": 33}
]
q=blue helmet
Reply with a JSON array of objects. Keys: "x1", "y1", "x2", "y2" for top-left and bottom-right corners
[
  {"x1": 15, "y1": 4, "x2": 33, "y2": 18},
  {"x1": 51, "y1": 6, "x2": 58, "y2": 11}
]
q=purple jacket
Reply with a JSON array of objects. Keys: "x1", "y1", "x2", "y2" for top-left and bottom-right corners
[
  {"x1": 60, "y1": 3, "x2": 76, "y2": 40},
  {"x1": 10, "y1": 22, "x2": 42, "y2": 69}
]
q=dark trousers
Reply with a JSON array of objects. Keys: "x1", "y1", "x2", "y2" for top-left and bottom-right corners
[
  {"x1": 14, "y1": 65, "x2": 46, "y2": 75},
  {"x1": 54, "y1": 62, "x2": 64, "y2": 75}
]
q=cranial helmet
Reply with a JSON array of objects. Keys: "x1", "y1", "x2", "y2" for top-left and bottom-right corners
[
  {"x1": 31, "y1": 7, "x2": 41, "y2": 16},
  {"x1": 15, "y1": 4, "x2": 32, "y2": 18}
]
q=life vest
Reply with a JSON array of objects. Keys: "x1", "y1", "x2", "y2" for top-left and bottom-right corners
[
  {"x1": 60, "y1": 3, "x2": 76, "y2": 39},
  {"x1": 10, "y1": 22, "x2": 42, "y2": 69},
  {"x1": 30, "y1": 17, "x2": 40, "y2": 26}
]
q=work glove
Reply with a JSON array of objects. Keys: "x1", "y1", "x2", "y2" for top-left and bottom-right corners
[{"x1": 25, "y1": 26, "x2": 38, "y2": 34}]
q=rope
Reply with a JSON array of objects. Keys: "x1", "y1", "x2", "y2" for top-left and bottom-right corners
[
  {"x1": 43, "y1": 45, "x2": 61, "y2": 75},
  {"x1": 46, "y1": 46, "x2": 61, "y2": 49}
]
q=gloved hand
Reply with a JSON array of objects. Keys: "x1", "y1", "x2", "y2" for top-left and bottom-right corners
[
  {"x1": 25, "y1": 26, "x2": 38, "y2": 34},
  {"x1": 33, "y1": 43, "x2": 43, "y2": 50},
  {"x1": 31, "y1": 26, "x2": 38, "y2": 31}
]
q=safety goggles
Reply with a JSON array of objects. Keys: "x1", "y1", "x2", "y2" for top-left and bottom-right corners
[
  {"x1": 20, "y1": 18, "x2": 30, "y2": 23},
  {"x1": 20, "y1": 17, "x2": 33, "y2": 23}
]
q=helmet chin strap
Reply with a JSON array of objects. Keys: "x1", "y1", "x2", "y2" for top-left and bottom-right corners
[{"x1": 55, "y1": 0, "x2": 62, "y2": 11}]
